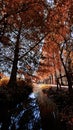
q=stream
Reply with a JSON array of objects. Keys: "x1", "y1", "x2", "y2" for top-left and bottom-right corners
[
  {"x1": 0, "y1": 93, "x2": 42, "y2": 130},
  {"x1": 0, "y1": 84, "x2": 58, "y2": 130}
]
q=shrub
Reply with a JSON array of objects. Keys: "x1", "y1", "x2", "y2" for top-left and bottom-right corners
[{"x1": 0, "y1": 77, "x2": 9, "y2": 87}]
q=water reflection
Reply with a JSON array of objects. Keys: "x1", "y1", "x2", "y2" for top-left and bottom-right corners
[
  {"x1": 0, "y1": 123, "x2": 2, "y2": 129},
  {"x1": 8, "y1": 93, "x2": 42, "y2": 130}
]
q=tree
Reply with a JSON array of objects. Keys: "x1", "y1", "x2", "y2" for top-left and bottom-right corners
[
  {"x1": 37, "y1": 0, "x2": 73, "y2": 92},
  {"x1": 0, "y1": 0, "x2": 49, "y2": 87},
  {"x1": 59, "y1": 32, "x2": 73, "y2": 92},
  {"x1": 0, "y1": 0, "x2": 73, "y2": 91}
]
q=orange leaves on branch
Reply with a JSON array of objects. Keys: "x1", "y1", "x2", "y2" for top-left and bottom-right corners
[
  {"x1": 37, "y1": 0, "x2": 73, "y2": 80},
  {"x1": 1, "y1": 0, "x2": 73, "y2": 82}
]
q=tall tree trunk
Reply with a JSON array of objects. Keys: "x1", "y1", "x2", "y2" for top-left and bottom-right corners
[
  {"x1": 51, "y1": 74, "x2": 53, "y2": 84},
  {"x1": 60, "y1": 56, "x2": 72, "y2": 93},
  {"x1": 8, "y1": 27, "x2": 21, "y2": 88},
  {"x1": 59, "y1": 69, "x2": 63, "y2": 85},
  {"x1": 65, "y1": 71, "x2": 72, "y2": 93}
]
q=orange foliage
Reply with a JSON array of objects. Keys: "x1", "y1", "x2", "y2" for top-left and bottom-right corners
[
  {"x1": 37, "y1": 0, "x2": 73, "y2": 80},
  {"x1": 0, "y1": 0, "x2": 73, "y2": 82}
]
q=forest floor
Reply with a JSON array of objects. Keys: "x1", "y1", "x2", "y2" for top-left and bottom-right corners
[{"x1": 42, "y1": 86, "x2": 73, "y2": 130}]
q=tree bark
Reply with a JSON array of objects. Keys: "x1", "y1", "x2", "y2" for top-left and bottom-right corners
[
  {"x1": 65, "y1": 71, "x2": 72, "y2": 93},
  {"x1": 60, "y1": 55, "x2": 72, "y2": 93},
  {"x1": 8, "y1": 27, "x2": 21, "y2": 88}
]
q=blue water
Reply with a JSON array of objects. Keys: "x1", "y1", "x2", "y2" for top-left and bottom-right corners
[{"x1": 7, "y1": 93, "x2": 42, "y2": 130}]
